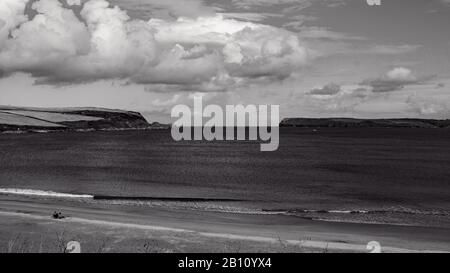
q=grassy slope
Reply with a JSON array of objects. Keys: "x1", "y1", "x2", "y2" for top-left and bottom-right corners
[
  {"x1": 0, "y1": 112, "x2": 64, "y2": 127},
  {"x1": 0, "y1": 106, "x2": 150, "y2": 132}
]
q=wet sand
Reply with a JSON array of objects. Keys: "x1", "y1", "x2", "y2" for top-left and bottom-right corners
[{"x1": 0, "y1": 195, "x2": 448, "y2": 253}]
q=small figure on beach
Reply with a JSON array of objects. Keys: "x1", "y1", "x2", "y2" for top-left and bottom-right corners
[{"x1": 52, "y1": 211, "x2": 65, "y2": 219}]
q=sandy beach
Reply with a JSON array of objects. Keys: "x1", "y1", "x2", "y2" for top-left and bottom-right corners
[{"x1": 0, "y1": 194, "x2": 448, "y2": 253}]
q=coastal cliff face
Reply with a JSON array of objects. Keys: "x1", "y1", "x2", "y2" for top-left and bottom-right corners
[
  {"x1": 0, "y1": 106, "x2": 151, "y2": 132},
  {"x1": 280, "y1": 118, "x2": 450, "y2": 128}
]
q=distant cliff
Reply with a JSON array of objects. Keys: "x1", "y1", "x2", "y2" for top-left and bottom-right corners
[
  {"x1": 0, "y1": 106, "x2": 152, "y2": 132},
  {"x1": 280, "y1": 118, "x2": 450, "y2": 128}
]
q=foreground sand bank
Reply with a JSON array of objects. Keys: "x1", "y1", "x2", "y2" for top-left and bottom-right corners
[{"x1": 0, "y1": 195, "x2": 448, "y2": 253}]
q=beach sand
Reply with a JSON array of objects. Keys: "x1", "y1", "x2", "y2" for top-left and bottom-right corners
[{"x1": 0, "y1": 195, "x2": 449, "y2": 253}]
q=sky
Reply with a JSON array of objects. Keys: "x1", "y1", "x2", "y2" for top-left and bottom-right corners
[{"x1": 0, "y1": 0, "x2": 449, "y2": 122}]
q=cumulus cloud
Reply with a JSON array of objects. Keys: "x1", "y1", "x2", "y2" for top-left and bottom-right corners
[
  {"x1": 308, "y1": 83, "x2": 341, "y2": 95},
  {"x1": 0, "y1": 0, "x2": 310, "y2": 90},
  {"x1": 362, "y1": 67, "x2": 433, "y2": 93},
  {"x1": 0, "y1": 0, "x2": 157, "y2": 84},
  {"x1": 0, "y1": 0, "x2": 29, "y2": 47},
  {"x1": 224, "y1": 26, "x2": 309, "y2": 79}
]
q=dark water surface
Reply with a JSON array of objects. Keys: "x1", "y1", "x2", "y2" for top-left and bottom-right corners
[{"x1": 1, "y1": 128, "x2": 449, "y2": 227}]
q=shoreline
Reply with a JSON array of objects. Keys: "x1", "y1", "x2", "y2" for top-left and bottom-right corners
[
  {"x1": 0, "y1": 195, "x2": 448, "y2": 253},
  {"x1": 0, "y1": 188, "x2": 448, "y2": 229}
]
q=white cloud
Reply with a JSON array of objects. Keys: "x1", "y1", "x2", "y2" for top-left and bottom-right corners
[
  {"x1": 386, "y1": 67, "x2": 414, "y2": 81},
  {"x1": 65, "y1": 0, "x2": 81, "y2": 5},
  {"x1": 0, "y1": 0, "x2": 158, "y2": 84},
  {"x1": 362, "y1": 67, "x2": 433, "y2": 93},
  {"x1": 0, "y1": 0, "x2": 311, "y2": 90},
  {"x1": 308, "y1": 83, "x2": 341, "y2": 96},
  {"x1": 223, "y1": 42, "x2": 244, "y2": 64},
  {"x1": 0, "y1": 0, "x2": 29, "y2": 48}
]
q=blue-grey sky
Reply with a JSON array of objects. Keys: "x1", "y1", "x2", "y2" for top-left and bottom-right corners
[{"x1": 0, "y1": 0, "x2": 449, "y2": 121}]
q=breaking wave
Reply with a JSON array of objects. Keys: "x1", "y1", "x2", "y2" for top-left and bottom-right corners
[
  {"x1": 267, "y1": 208, "x2": 450, "y2": 217},
  {"x1": 0, "y1": 188, "x2": 93, "y2": 199}
]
